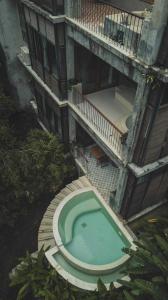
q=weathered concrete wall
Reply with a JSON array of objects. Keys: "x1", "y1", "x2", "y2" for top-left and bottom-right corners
[
  {"x1": 120, "y1": 164, "x2": 168, "y2": 219},
  {"x1": 138, "y1": 0, "x2": 168, "y2": 65},
  {"x1": 0, "y1": 0, "x2": 32, "y2": 107},
  {"x1": 102, "y1": 0, "x2": 151, "y2": 12}
]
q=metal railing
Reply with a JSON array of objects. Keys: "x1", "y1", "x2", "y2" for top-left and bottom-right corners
[
  {"x1": 71, "y1": 0, "x2": 145, "y2": 55},
  {"x1": 71, "y1": 86, "x2": 123, "y2": 159}
]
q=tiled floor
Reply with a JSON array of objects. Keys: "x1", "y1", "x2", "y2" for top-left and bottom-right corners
[{"x1": 77, "y1": 147, "x2": 120, "y2": 203}]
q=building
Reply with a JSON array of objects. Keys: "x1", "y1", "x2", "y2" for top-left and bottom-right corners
[
  {"x1": 1, "y1": 0, "x2": 168, "y2": 220},
  {"x1": 0, "y1": 0, "x2": 33, "y2": 106}
]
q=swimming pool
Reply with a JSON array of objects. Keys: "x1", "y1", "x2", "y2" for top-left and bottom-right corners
[{"x1": 52, "y1": 188, "x2": 134, "y2": 276}]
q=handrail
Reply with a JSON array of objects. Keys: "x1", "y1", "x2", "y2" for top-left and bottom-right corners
[
  {"x1": 72, "y1": 0, "x2": 145, "y2": 56},
  {"x1": 84, "y1": 94, "x2": 123, "y2": 135},
  {"x1": 72, "y1": 85, "x2": 123, "y2": 158},
  {"x1": 76, "y1": 87, "x2": 123, "y2": 135}
]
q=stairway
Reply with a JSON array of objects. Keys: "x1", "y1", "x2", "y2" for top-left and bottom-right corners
[{"x1": 38, "y1": 176, "x2": 92, "y2": 250}]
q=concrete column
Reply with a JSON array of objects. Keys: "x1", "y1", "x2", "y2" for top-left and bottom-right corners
[
  {"x1": 69, "y1": 111, "x2": 76, "y2": 143},
  {"x1": 65, "y1": 0, "x2": 81, "y2": 18},
  {"x1": 66, "y1": 30, "x2": 75, "y2": 101},
  {"x1": 66, "y1": 35, "x2": 75, "y2": 81},
  {"x1": 138, "y1": 0, "x2": 168, "y2": 65},
  {"x1": 0, "y1": 0, "x2": 32, "y2": 107},
  {"x1": 112, "y1": 167, "x2": 128, "y2": 213},
  {"x1": 64, "y1": 0, "x2": 73, "y2": 17},
  {"x1": 125, "y1": 76, "x2": 150, "y2": 163}
]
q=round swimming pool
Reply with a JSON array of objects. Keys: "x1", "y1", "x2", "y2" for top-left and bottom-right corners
[{"x1": 53, "y1": 188, "x2": 134, "y2": 275}]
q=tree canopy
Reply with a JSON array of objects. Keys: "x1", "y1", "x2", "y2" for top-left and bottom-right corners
[{"x1": 0, "y1": 89, "x2": 76, "y2": 228}]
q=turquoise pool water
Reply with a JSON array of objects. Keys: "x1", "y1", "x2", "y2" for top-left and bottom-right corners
[
  {"x1": 58, "y1": 191, "x2": 130, "y2": 266},
  {"x1": 67, "y1": 210, "x2": 127, "y2": 265}
]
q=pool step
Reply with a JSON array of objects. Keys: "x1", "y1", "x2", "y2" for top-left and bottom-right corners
[
  {"x1": 78, "y1": 176, "x2": 92, "y2": 187},
  {"x1": 38, "y1": 238, "x2": 56, "y2": 250},
  {"x1": 39, "y1": 227, "x2": 53, "y2": 233},
  {"x1": 66, "y1": 183, "x2": 78, "y2": 192},
  {"x1": 38, "y1": 232, "x2": 54, "y2": 241},
  {"x1": 38, "y1": 176, "x2": 93, "y2": 251},
  {"x1": 72, "y1": 179, "x2": 84, "y2": 189},
  {"x1": 40, "y1": 220, "x2": 53, "y2": 227}
]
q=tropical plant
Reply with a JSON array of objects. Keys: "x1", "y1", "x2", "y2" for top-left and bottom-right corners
[
  {"x1": 10, "y1": 247, "x2": 94, "y2": 300},
  {"x1": 0, "y1": 86, "x2": 76, "y2": 228},
  {"x1": 119, "y1": 218, "x2": 168, "y2": 300},
  {"x1": 10, "y1": 219, "x2": 168, "y2": 300},
  {"x1": 0, "y1": 129, "x2": 75, "y2": 227}
]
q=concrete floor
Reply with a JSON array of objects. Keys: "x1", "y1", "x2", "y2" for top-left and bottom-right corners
[{"x1": 86, "y1": 86, "x2": 135, "y2": 134}]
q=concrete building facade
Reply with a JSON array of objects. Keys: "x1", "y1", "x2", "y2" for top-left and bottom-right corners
[
  {"x1": 1, "y1": 0, "x2": 168, "y2": 220},
  {"x1": 0, "y1": 0, "x2": 33, "y2": 106}
]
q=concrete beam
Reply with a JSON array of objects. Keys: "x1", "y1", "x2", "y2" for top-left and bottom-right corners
[
  {"x1": 129, "y1": 155, "x2": 168, "y2": 178},
  {"x1": 21, "y1": 0, "x2": 65, "y2": 23},
  {"x1": 66, "y1": 21, "x2": 147, "y2": 84}
]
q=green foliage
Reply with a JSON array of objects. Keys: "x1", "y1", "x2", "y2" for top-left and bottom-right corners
[
  {"x1": 10, "y1": 248, "x2": 95, "y2": 300},
  {"x1": 0, "y1": 89, "x2": 76, "y2": 228},
  {"x1": 120, "y1": 219, "x2": 168, "y2": 300},
  {"x1": 0, "y1": 128, "x2": 75, "y2": 227}
]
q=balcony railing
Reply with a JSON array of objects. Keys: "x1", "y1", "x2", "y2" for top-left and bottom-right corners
[
  {"x1": 71, "y1": 86, "x2": 124, "y2": 160},
  {"x1": 71, "y1": 0, "x2": 145, "y2": 55}
]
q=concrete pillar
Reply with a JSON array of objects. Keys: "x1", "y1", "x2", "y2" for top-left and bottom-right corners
[
  {"x1": 64, "y1": 0, "x2": 73, "y2": 17},
  {"x1": 69, "y1": 111, "x2": 76, "y2": 143},
  {"x1": 138, "y1": 0, "x2": 168, "y2": 65},
  {"x1": 66, "y1": 35, "x2": 75, "y2": 81},
  {"x1": 66, "y1": 30, "x2": 76, "y2": 101},
  {"x1": 65, "y1": 0, "x2": 81, "y2": 18},
  {"x1": 112, "y1": 167, "x2": 128, "y2": 213},
  {"x1": 0, "y1": 0, "x2": 32, "y2": 107},
  {"x1": 125, "y1": 76, "x2": 150, "y2": 163}
]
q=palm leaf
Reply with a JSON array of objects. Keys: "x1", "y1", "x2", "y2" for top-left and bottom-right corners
[
  {"x1": 123, "y1": 290, "x2": 135, "y2": 300},
  {"x1": 155, "y1": 235, "x2": 168, "y2": 258}
]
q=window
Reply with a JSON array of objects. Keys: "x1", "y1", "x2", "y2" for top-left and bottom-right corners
[
  {"x1": 161, "y1": 85, "x2": 168, "y2": 106},
  {"x1": 35, "y1": 90, "x2": 44, "y2": 117},
  {"x1": 27, "y1": 26, "x2": 43, "y2": 64},
  {"x1": 46, "y1": 40, "x2": 57, "y2": 75},
  {"x1": 45, "y1": 101, "x2": 52, "y2": 121},
  {"x1": 54, "y1": 113, "x2": 59, "y2": 133},
  {"x1": 17, "y1": 3, "x2": 27, "y2": 43}
]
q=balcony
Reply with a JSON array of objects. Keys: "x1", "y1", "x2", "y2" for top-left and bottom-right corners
[
  {"x1": 70, "y1": 84, "x2": 136, "y2": 161},
  {"x1": 69, "y1": 0, "x2": 150, "y2": 56}
]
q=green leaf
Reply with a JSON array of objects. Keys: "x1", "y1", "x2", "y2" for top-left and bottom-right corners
[
  {"x1": 155, "y1": 235, "x2": 168, "y2": 257},
  {"x1": 97, "y1": 279, "x2": 107, "y2": 293},
  {"x1": 17, "y1": 283, "x2": 29, "y2": 300},
  {"x1": 123, "y1": 290, "x2": 135, "y2": 300}
]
